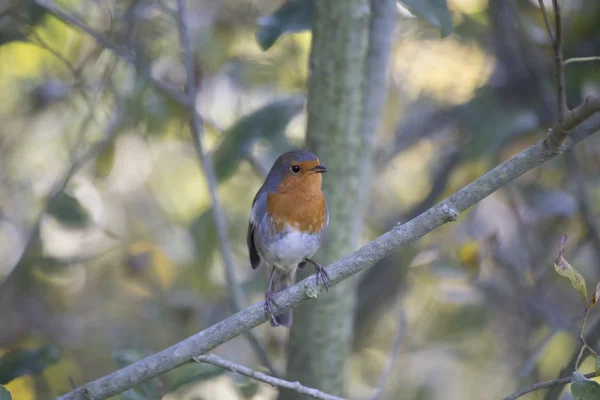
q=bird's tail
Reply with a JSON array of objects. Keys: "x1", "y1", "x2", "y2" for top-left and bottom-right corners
[{"x1": 270, "y1": 268, "x2": 296, "y2": 327}]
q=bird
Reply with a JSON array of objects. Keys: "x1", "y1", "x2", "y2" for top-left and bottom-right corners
[{"x1": 247, "y1": 149, "x2": 330, "y2": 327}]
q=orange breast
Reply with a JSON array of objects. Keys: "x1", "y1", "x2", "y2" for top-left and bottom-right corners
[{"x1": 267, "y1": 191, "x2": 327, "y2": 234}]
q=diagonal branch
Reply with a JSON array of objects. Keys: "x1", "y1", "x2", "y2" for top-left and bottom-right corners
[
  {"x1": 174, "y1": 0, "x2": 278, "y2": 377},
  {"x1": 193, "y1": 354, "x2": 345, "y2": 400},
  {"x1": 57, "y1": 96, "x2": 600, "y2": 400}
]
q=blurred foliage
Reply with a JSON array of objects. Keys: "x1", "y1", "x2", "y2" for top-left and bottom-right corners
[
  {"x1": 402, "y1": 0, "x2": 454, "y2": 37},
  {"x1": 256, "y1": 0, "x2": 312, "y2": 51},
  {"x1": 0, "y1": 345, "x2": 61, "y2": 385},
  {"x1": 213, "y1": 95, "x2": 304, "y2": 183},
  {"x1": 0, "y1": 1, "x2": 47, "y2": 46},
  {"x1": 46, "y1": 192, "x2": 90, "y2": 229},
  {"x1": 0, "y1": 0, "x2": 598, "y2": 399}
]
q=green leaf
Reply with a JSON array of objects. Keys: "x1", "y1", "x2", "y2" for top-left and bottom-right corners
[
  {"x1": 571, "y1": 371, "x2": 600, "y2": 399},
  {"x1": 256, "y1": 0, "x2": 312, "y2": 51},
  {"x1": 0, "y1": 1, "x2": 48, "y2": 46},
  {"x1": 554, "y1": 235, "x2": 588, "y2": 303},
  {"x1": 213, "y1": 95, "x2": 305, "y2": 183},
  {"x1": 0, "y1": 385, "x2": 11, "y2": 400},
  {"x1": 46, "y1": 192, "x2": 89, "y2": 229},
  {"x1": 165, "y1": 362, "x2": 224, "y2": 393},
  {"x1": 401, "y1": 0, "x2": 454, "y2": 37},
  {"x1": 119, "y1": 389, "x2": 147, "y2": 400},
  {"x1": 236, "y1": 377, "x2": 259, "y2": 399},
  {"x1": 0, "y1": 345, "x2": 61, "y2": 385},
  {"x1": 596, "y1": 356, "x2": 600, "y2": 378}
]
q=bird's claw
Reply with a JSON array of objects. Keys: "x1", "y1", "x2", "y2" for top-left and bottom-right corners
[
  {"x1": 314, "y1": 263, "x2": 330, "y2": 291},
  {"x1": 264, "y1": 292, "x2": 280, "y2": 326}
]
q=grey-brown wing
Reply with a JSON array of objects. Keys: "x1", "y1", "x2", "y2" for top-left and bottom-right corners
[
  {"x1": 247, "y1": 189, "x2": 266, "y2": 270},
  {"x1": 247, "y1": 222, "x2": 260, "y2": 269}
]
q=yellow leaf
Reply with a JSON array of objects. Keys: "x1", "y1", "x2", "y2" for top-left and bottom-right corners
[
  {"x1": 457, "y1": 240, "x2": 480, "y2": 270},
  {"x1": 4, "y1": 376, "x2": 34, "y2": 400},
  {"x1": 554, "y1": 235, "x2": 587, "y2": 303}
]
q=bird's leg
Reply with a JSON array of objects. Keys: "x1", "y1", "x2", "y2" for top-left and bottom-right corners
[
  {"x1": 303, "y1": 257, "x2": 330, "y2": 291},
  {"x1": 265, "y1": 267, "x2": 280, "y2": 326}
]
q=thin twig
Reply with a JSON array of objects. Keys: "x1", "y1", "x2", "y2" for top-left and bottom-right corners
[
  {"x1": 576, "y1": 308, "x2": 598, "y2": 368},
  {"x1": 502, "y1": 371, "x2": 597, "y2": 400},
  {"x1": 193, "y1": 354, "x2": 346, "y2": 400},
  {"x1": 564, "y1": 56, "x2": 600, "y2": 66},
  {"x1": 537, "y1": 0, "x2": 555, "y2": 44},
  {"x1": 567, "y1": 149, "x2": 600, "y2": 283},
  {"x1": 551, "y1": 0, "x2": 567, "y2": 123},
  {"x1": 174, "y1": 0, "x2": 278, "y2": 377},
  {"x1": 11, "y1": 94, "x2": 124, "y2": 275},
  {"x1": 371, "y1": 305, "x2": 407, "y2": 400},
  {"x1": 544, "y1": 96, "x2": 600, "y2": 150},
  {"x1": 543, "y1": 314, "x2": 600, "y2": 400},
  {"x1": 56, "y1": 92, "x2": 600, "y2": 400},
  {"x1": 35, "y1": 0, "x2": 190, "y2": 108}
]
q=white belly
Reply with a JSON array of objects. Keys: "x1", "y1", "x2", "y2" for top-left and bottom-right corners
[{"x1": 258, "y1": 226, "x2": 322, "y2": 271}]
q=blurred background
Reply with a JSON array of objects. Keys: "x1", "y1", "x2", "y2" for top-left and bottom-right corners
[{"x1": 1, "y1": 0, "x2": 600, "y2": 399}]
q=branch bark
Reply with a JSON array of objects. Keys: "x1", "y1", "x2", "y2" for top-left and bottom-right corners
[
  {"x1": 57, "y1": 97, "x2": 600, "y2": 399},
  {"x1": 194, "y1": 354, "x2": 345, "y2": 400},
  {"x1": 283, "y1": 1, "x2": 372, "y2": 397}
]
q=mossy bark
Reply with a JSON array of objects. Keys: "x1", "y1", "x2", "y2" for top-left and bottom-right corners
[{"x1": 281, "y1": 1, "x2": 395, "y2": 397}]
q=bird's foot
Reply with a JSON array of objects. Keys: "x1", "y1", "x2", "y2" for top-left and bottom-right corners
[
  {"x1": 304, "y1": 258, "x2": 330, "y2": 291},
  {"x1": 264, "y1": 291, "x2": 280, "y2": 326}
]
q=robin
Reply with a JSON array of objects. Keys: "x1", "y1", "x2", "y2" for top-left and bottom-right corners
[{"x1": 247, "y1": 149, "x2": 330, "y2": 327}]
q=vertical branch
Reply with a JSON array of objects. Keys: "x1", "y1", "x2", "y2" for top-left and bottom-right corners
[
  {"x1": 174, "y1": 0, "x2": 278, "y2": 376},
  {"x1": 537, "y1": 0, "x2": 567, "y2": 123},
  {"x1": 552, "y1": 0, "x2": 567, "y2": 123},
  {"x1": 537, "y1": 0, "x2": 555, "y2": 44},
  {"x1": 282, "y1": 1, "x2": 372, "y2": 397},
  {"x1": 284, "y1": 0, "x2": 396, "y2": 398}
]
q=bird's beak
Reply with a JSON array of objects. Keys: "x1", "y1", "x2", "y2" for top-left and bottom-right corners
[{"x1": 312, "y1": 165, "x2": 327, "y2": 173}]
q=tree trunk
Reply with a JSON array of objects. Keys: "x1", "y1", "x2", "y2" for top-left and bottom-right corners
[{"x1": 280, "y1": 1, "x2": 396, "y2": 398}]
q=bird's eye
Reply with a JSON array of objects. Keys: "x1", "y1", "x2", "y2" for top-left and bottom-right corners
[{"x1": 291, "y1": 165, "x2": 301, "y2": 174}]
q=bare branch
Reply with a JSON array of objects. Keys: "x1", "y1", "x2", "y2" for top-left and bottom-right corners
[
  {"x1": 551, "y1": 0, "x2": 567, "y2": 123},
  {"x1": 575, "y1": 307, "x2": 598, "y2": 368},
  {"x1": 174, "y1": 0, "x2": 278, "y2": 376},
  {"x1": 564, "y1": 56, "x2": 600, "y2": 66},
  {"x1": 502, "y1": 371, "x2": 597, "y2": 400},
  {"x1": 544, "y1": 96, "x2": 600, "y2": 150},
  {"x1": 56, "y1": 93, "x2": 600, "y2": 400},
  {"x1": 537, "y1": 0, "x2": 555, "y2": 44},
  {"x1": 194, "y1": 354, "x2": 345, "y2": 400}
]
